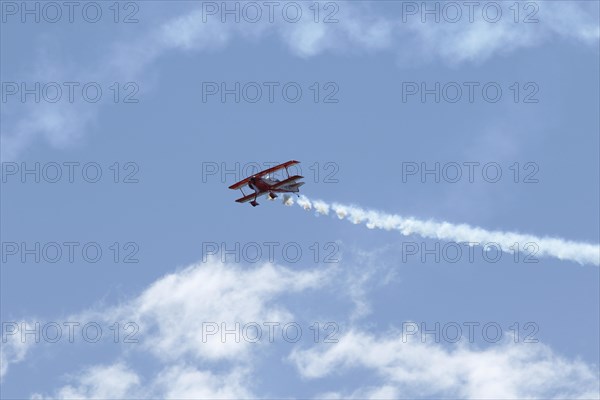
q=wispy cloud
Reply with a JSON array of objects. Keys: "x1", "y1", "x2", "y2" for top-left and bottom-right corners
[
  {"x1": 32, "y1": 362, "x2": 253, "y2": 399},
  {"x1": 32, "y1": 363, "x2": 142, "y2": 400},
  {"x1": 2, "y1": 1, "x2": 598, "y2": 158},
  {"x1": 289, "y1": 329, "x2": 600, "y2": 399},
  {"x1": 0, "y1": 321, "x2": 34, "y2": 382}
]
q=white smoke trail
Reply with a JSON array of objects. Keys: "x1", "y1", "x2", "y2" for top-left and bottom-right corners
[
  {"x1": 286, "y1": 196, "x2": 599, "y2": 266},
  {"x1": 282, "y1": 194, "x2": 294, "y2": 206}
]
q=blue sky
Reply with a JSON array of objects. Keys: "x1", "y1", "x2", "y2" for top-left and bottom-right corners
[{"x1": 1, "y1": 1, "x2": 599, "y2": 398}]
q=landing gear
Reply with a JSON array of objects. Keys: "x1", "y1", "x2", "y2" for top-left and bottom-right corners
[{"x1": 251, "y1": 189, "x2": 260, "y2": 207}]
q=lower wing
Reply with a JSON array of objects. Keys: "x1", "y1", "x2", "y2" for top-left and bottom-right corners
[{"x1": 235, "y1": 190, "x2": 268, "y2": 203}]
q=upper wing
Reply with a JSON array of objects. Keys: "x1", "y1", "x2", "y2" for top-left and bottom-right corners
[
  {"x1": 228, "y1": 179, "x2": 251, "y2": 191},
  {"x1": 228, "y1": 160, "x2": 300, "y2": 190},
  {"x1": 271, "y1": 175, "x2": 304, "y2": 189}
]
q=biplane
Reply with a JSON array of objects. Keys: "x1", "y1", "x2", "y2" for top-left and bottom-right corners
[{"x1": 228, "y1": 160, "x2": 304, "y2": 207}]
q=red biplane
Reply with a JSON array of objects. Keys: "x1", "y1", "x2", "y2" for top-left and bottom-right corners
[{"x1": 229, "y1": 160, "x2": 304, "y2": 207}]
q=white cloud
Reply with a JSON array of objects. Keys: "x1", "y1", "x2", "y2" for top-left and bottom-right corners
[
  {"x1": 33, "y1": 363, "x2": 141, "y2": 400},
  {"x1": 32, "y1": 363, "x2": 253, "y2": 399},
  {"x1": 26, "y1": 259, "x2": 331, "y2": 398},
  {"x1": 149, "y1": 364, "x2": 252, "y2": 399},
  {"x1": 99, "y1": 258, "x2": 330, "y2": 362},
  {"x1": 319, "y1": 385, "x2": 400, "y2": 400},
  {"x1": 290, "y1": 329, "x2": 600, "y2": 399},
  {"x1": 1, "y1": 321, "x2": 35, "y2": 382},
  {"x1": 278, "y1": 5, "x2": 393, "y2": 58}
]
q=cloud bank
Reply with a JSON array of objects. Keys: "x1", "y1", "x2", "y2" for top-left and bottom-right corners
[{"x1": 2, "y1": 258, "x2": 596, "y2": 399}]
